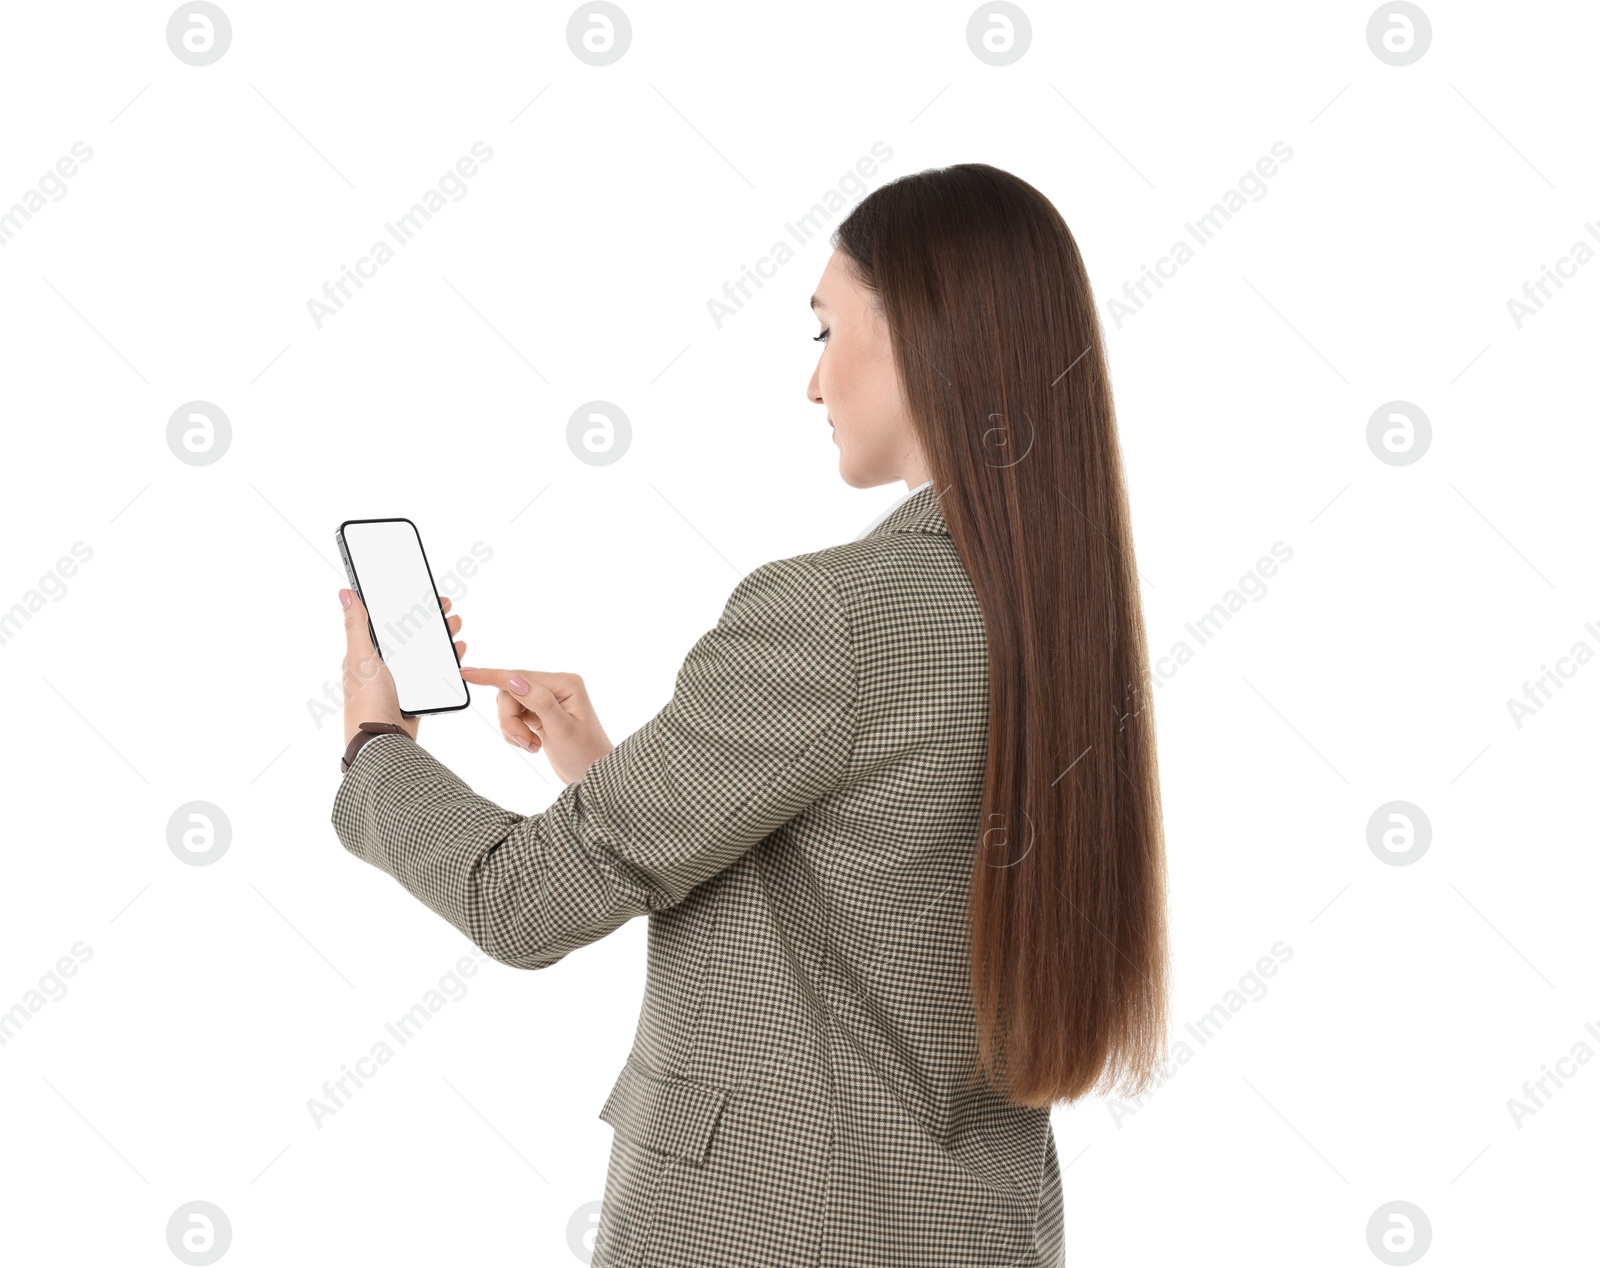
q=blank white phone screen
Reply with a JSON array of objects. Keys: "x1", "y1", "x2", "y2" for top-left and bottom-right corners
[{"x1": 342, "y1": 520, "x2": 467, "y2": 714}]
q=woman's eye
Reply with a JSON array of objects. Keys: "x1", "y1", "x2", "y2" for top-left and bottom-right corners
[{"x1": 813, "y1": 328, "x2": 829, "y2": 343}]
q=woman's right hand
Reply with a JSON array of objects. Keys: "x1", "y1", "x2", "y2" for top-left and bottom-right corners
[{"x1": 458, "y1": 667, "x2": 614, "y2": 784}]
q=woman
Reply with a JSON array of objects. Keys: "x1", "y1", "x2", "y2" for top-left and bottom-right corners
[{"x1": 333, "y1": 163, "x2": 1169, "y2": 1267}]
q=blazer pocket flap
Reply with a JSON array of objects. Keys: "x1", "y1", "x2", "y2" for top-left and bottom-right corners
[{"x1": 598, "y1": 1056, "x2": 730, "y2": 1167}]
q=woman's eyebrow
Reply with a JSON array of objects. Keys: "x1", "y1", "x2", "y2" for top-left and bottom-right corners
[{"x1": 809, "y1": 296, "x2": 827, "y2": 310}]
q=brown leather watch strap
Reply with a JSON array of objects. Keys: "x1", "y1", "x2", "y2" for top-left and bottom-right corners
[{"x1": 341, "y1": 721, "x2": 408, "y2": 773}]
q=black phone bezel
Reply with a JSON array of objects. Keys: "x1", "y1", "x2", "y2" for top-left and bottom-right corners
[{"x1": 335, "y1": 516, "x2": 472, "y2": 718}]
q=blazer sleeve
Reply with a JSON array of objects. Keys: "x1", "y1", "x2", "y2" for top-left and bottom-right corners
[{"x1": 330, "y1": 555, "x2": 857, "y2": 970}]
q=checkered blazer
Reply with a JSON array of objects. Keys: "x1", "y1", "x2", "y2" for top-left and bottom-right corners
[{"x1": 332, "y1": 482, "x2": 1065, "y2": 1266}]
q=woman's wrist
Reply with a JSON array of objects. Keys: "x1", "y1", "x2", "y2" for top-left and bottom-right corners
[{"x1": 341, "y1": 723, "x2": 412, "y2": 773}]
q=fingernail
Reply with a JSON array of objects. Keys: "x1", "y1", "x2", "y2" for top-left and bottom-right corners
[
  {"x1": 339, "y1": 589, "x2": 352, "y2": 609},
  {"x1": 507, "y1": 675, "x2": 528, "y2": 694}
]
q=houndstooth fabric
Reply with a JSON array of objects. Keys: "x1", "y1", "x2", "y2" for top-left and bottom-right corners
[{"x1": 332, "y1": 483, "x2": 1066, "y2": 1267}]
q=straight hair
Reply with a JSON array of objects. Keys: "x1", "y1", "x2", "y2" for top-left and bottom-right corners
[{"x1": 833, "y1": 163, "x2": 1169, "y2": 1106}]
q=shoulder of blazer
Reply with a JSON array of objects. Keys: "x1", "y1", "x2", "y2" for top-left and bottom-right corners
[
  {"x1": 775, "y1": 483, "x2": 958, "y2": 618},
  {"x1": 861, "y1": 481, "x2": 950, "y2": 540},
  {"x1": 742, "y1": 484, "x2": 954, "y2": 628}
]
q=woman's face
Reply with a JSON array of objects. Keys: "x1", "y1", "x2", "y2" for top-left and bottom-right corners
[{"x1": 807, "y1": 250, "x2": 928, "y2": 490}]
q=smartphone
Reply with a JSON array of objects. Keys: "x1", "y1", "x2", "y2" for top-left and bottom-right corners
[{"x1": 335, "y1": 518, "x2": 470, "y2": 717}]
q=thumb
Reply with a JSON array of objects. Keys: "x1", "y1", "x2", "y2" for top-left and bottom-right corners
[
  {"x1": 340, "y1": 589, "x2": 377, "y2": 657},
  {"x1": 508, "y1": 677, "x2": 575, "y2": 739}
]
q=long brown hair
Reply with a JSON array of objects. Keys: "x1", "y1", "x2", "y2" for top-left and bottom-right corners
[{"x1": 833, "y1": 164, "x2": 1169, "y2": 1107}]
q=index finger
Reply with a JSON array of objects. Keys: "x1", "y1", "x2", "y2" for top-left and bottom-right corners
[{"x1": 458, "y1": 666, "x2": 516, "y2": 688}]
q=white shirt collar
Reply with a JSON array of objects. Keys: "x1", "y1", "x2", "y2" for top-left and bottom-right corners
[{"x1": 853, "y1": 479, "x2": 933, "y2": 542}]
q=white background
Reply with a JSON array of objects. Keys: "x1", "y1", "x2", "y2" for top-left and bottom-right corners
[{"x1": 0, "y1": 1, "x2": 1594, "y2": 1264}]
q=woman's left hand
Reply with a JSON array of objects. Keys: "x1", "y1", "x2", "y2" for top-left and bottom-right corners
[{"x1": 339, "y1": 588, "x2": 467, "y2": 745}]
